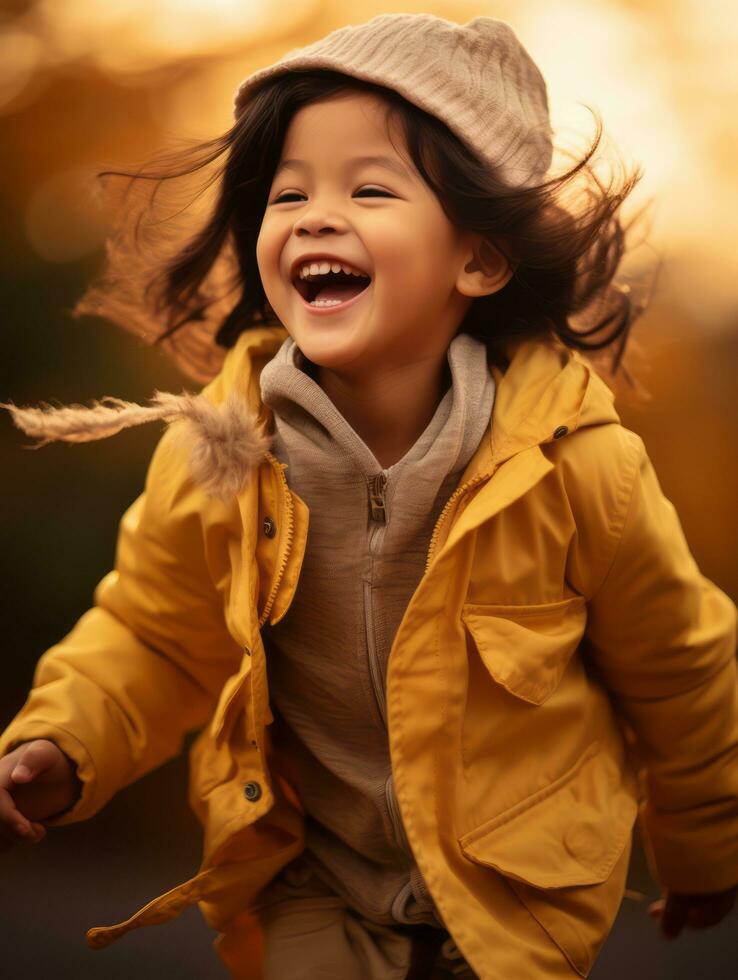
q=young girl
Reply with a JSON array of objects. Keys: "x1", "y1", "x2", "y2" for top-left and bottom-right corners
[{"x1": 1, "y1": 12, "x2": 736, "y2": 980}]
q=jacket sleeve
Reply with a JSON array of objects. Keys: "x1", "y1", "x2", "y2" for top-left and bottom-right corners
[
  {"x1": 0, "y1": 424, "x2": 244, "y2": 826},
  {"x1": 582, "y1": 428, "x2": 738, "y2": 893}
]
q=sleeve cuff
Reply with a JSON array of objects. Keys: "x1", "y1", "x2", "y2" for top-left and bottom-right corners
[{"x1": 639, "y1": 799, "x2": 738, "y2": 894}]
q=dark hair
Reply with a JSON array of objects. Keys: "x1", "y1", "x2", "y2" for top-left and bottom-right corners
[{"x1": 75, "y1": 69, "x2": 655, "y2": 389}]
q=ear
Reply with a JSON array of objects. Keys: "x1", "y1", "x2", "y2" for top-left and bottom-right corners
[{"x1": 456, "y1": 235, "x2": 514, "y2": 298}]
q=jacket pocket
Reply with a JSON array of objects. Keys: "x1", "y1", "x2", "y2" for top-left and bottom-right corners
[
  {"x1": 459, "y1": 742, "x2": 639, "y2": 976},
  {"x1": 458, "y1": 741, "x2": 636, "y2": 886},
  {"x1": 211, "y1": 646, "x2": 253, "y2": 746},
  {"x1": 461, "y1": 594, "x2": 587, "y2": 704}
]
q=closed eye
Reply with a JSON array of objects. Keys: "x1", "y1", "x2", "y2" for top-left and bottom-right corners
[{"x1": 271, "y1": 188, "x2": 395, "y2": 204}]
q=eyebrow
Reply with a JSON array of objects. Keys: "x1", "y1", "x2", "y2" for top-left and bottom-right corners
[{"x1": 273, "y1": 154, "x2": 411, "y2": 181}]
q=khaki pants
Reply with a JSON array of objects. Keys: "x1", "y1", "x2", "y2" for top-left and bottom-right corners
[{"x1": 251, "y1": 856, "x2": 476, "y2": 979}]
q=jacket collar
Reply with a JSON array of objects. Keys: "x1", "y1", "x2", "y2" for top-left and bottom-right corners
[
  {"x1": 469, "y1": 331, "x2": 621, "y2": 481},
  {"x1": 3, "y1": 325, "x2": 621, "y2": 501}
]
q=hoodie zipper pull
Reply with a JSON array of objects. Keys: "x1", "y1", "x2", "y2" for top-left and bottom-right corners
[{"x1": 368, "y1": 472, "x2": 388, "y2": 524}]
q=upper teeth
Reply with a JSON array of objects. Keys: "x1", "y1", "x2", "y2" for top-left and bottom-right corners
[{"x1": 298, "y1": 261, "x2": 368, "y2": 279}]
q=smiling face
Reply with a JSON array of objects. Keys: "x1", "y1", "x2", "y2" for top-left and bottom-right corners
[{"x1": 256, "y1": 90, "x2": 510, "y2": 385}]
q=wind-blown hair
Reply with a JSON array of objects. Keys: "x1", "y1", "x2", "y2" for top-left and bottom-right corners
[{"x1": 74, "y1": 69, "x2": 654, "y2": 389}]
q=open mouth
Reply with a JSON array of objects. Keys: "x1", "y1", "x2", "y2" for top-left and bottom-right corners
[{"x1": 292, "y1": 268, "x2": 372, "y2": 309}]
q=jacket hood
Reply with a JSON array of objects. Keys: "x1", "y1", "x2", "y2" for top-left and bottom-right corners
[{"x1": 1, "y1": 327, "x2": 621, "y2": 501}]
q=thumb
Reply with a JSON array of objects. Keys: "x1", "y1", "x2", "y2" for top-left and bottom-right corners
[{"x1": 10, "y1": 743, "x2": 54, "y2": 783}]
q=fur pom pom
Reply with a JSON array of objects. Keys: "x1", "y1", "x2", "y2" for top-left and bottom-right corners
[{"x1": 165, "y1": 390, "x2": 272, "y2": 500}]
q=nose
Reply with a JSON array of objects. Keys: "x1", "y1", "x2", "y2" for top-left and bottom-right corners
[
  {"x1": 296, "y1": 222, "x2": 335, "y2": 236},
  {"x1": 294, "y1": 204, "x2": 348, "y2": 237}
]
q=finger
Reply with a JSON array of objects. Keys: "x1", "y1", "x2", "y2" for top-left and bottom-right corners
[
  {"x1": 9, "y1": 742, "x2": 54, "y2": 784},
  {"x1": 0, "y1": 787, "x2": 33, "y2": 836},
  {"x1": 0, "y1": 816, "x2": 33, "y2": 842},
  {"x1": 11, "y1": 817, "x2": 45, "y2": 843},
  {"x1": 28, "y1": 822, "x2": 46, "y2": 843}
]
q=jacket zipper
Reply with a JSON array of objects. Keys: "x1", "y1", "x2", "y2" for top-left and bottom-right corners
[
  {"x1": 366, "y1": 471, "x2": 416, "y2": 867},
  {"x1": 251, "y1": 453, "x2": 297, "y2": 789},
  {"x1": 424, "y1": 468, "x2": 494, "y2": 574},
  {"x1": 368, "y1": 471, "x2": 388, "y2": 522},
  {"x1": 258, "y1": 452, "x2": 296, "y2": 629},
  {"x1": 364, "y1": 578, "x2": 387, "y2": 727},
  {"x1": 365, "y1": 471, "x2": 389, "y2": 726}
]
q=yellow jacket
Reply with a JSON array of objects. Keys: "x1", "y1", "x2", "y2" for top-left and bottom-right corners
[{"x1": 2, "y1": 326, "x2": 737, "y2": 979}]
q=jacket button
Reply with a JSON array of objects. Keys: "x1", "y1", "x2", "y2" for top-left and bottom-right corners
[
  {"x1": 553, "y1": 425, "x2": 568, "y2": 439},
  {"x1": 244, "y1": 780, "x2": 262, "y2": 802},
  {"x1": 263, "y1": 517, "x2": 276, "y2": 538}
]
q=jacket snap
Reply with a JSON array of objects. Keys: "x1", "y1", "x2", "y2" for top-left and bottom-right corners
[
  {"x1": 263, "y1": 516, "x2": 276, "y2": 537},
  {"x1": 563, "y1": 822, "x2": 603, "y2": 865},
  {"x1": 553, "y1": 425, "x2": 568, "y2": 439},
  {"x1": 244, "y1": 780, "x2": 262, "y2": 802}
]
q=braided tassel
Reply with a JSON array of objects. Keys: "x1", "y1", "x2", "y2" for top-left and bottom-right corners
[{"x1": 0, "y1": 390, "x2": 195, "y2": 447}]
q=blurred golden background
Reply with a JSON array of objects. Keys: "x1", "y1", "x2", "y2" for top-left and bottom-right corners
[{"x1": 1, "y1": 1, "x2": 736, "y2": 976}]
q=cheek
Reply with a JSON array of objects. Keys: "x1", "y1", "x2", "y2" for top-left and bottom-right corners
[
  {"x1": 393, "y1": 219, "x2": 457, "y2": 296},
  {"x1": 255, "y1": 227, "x2": 271, "y2": 281},
  {"x1": 255, "y1": 214, "x2": 285, "y2": 277},
  {"x1": 373, "y1": 215, "x2": 434, "y2": 278},
  {"x1": 253, "y1": 244, "x2": 279, "y2": 312},
  {"x1": 380, "y1": 245, "x2": 435, "y2": 298}
]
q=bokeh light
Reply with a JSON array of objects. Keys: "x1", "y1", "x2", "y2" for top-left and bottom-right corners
[
  {"x1": 0, "y1": 27, "x2": 44, "y2": 111},
  {"x1": 24, "y1": 166, "x2": 110, "y2": 263},
  {"x1": 33, "y1": 0, "x2": 318, "y2": 70}
]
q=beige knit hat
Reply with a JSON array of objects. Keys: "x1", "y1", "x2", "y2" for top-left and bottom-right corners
[{"x1": 234, "y1": 12, "x2": 554, "y2": 190}]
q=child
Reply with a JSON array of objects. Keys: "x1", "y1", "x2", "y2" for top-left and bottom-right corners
[{"x1": 1, "y1": 12, "x2": 736, "y2": 980}]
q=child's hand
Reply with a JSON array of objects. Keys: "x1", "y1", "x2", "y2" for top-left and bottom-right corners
[
  {"x1": 648, "y1": 885, "x2": 738, "y2": 938},
  {"x1": 0, "y1": 739, "x2": 83, "y2": 851}
]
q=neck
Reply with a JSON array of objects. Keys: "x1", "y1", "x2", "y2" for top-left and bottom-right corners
[{"x1": 316, "y1": 355, "x2": 451, "y2": 469}]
